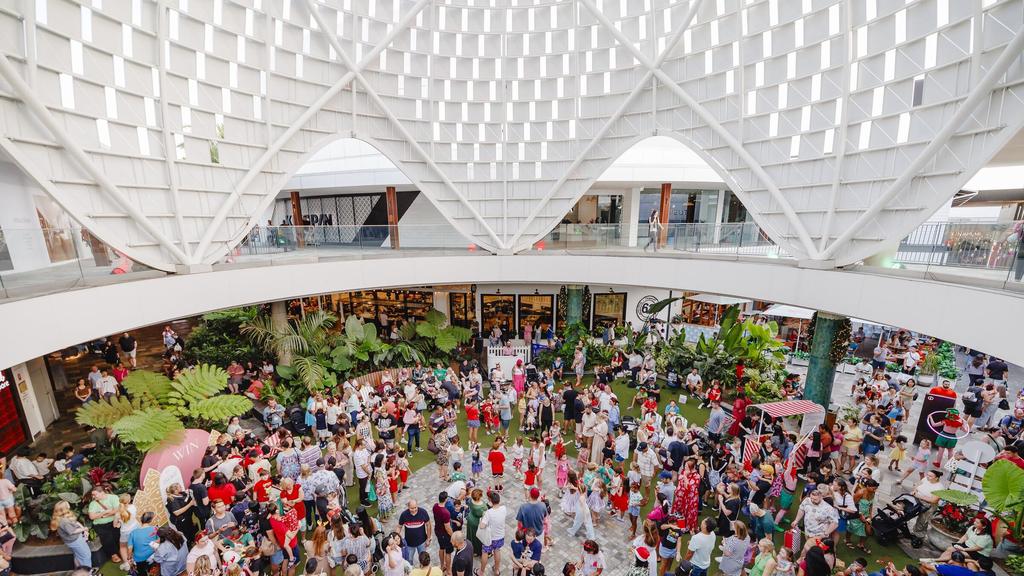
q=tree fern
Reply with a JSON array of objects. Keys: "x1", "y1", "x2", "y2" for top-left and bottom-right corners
[
  {"x1": 76, "y1": 396, "x2": 149, "y2": 428},
  {"x1": 122, "y1": 371, "x2": 174, "y2": 404},
  {"x1": 110, "y1": 408, "x2": 184, "y2": 451},
  {"x1": 190, "y1": 396, "x2": 253, "y2": 422},
  {"x1": 167, "y1": 364, "x2": 228, "y2": 415}
]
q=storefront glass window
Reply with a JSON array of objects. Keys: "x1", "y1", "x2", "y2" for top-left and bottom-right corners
[
  {"x1": 517, "y1": 295, "x2": 554, "y2": 337},
  {"x1": 592, "y1": 293, "x2": 626, "y2": 329},
  {"x1": 481, "y1": 295, "x2": 515, "y2": 336}
]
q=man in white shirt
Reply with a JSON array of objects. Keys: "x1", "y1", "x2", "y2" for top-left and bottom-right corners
[
  {"x1": 352, "y1": 439, "x2": 372, "y2": 506},
  {"x1": 682, "y1": 517, "x2": 717, "y2": 576},
  {"x1": 793, "y1": 489, "x2": 839, "y2": 546},
  {"x1": 635, "y1": 442, "x2": 659, "y2": 500},
  {"x1": 912, "y1": 469, "x2": 945, "y2": 536},
  {"x1": 97, "y1": 370, "x2": 119, "y2": 399},
  {"x1": 903, "y1": 346, "x2": 921, "y2": 375},
  {"x1": 628, "y1": 352, "x2": 643, "y2": 382},
  {"x1": 87, "y1": 365, "x2": 103, "y2": 391},
  {"x1": 685, "y1": 368, "x2": 703, "y2": 393},
  {"x1": 479, "y1": 491, "x2": 507, "y2": 576},
  {"x1": 613, "y1": 429, "x2": 631, "y2": 462}
]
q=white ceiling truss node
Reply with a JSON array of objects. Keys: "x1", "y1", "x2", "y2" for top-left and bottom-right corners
[{"x1": 0, "y1": 0, "x2": 1020, "y2": 270}]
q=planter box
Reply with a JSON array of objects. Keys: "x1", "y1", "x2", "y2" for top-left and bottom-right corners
[
  {"x1": 12, "y1": 539, "x2": 107, "y2": 575},
  {"x1": 927, "y1": 521, "x2": 963, "y2": 552}
]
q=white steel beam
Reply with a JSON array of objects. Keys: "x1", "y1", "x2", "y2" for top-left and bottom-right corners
[
  {"x1": 821, "y1": 23, "x2": 1024, "y2": 260},
  {"x1": 817, "y1": 0, "x2": 854, "y2": 254},
  {"x1": 0, "y1": 136, "x2": 176, "y2": 272},
  {"x1": 300, "y1": 0, "x2": 505, "y2": 251},
  {"x1": 0, "y1": 52, "x2": 191, "y2": 265},
  {"x1": 193, "y1": 0, "x2": 433, "y2": 262},
  {"x1": 156, "y1": 0, "x2": 191, "y2": 259},
  {"x1": 508, "y1": 0, "x2": 705, "y2": 248},
  {"x1": 578, "y1": 0, "x2": 821, "y2": 260}
]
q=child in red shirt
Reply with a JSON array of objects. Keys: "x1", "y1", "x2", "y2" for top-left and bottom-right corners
[
  {"x1": 488, "y1": 438, "x2": 506, "y2": 491},
  {"x1": 523, "y1": 462, "x2": 538, "y2": 497}
]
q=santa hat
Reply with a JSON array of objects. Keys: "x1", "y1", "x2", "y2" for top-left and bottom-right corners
[{"x1": 634, "y1": 547, "x2": 651, "y2": 561}]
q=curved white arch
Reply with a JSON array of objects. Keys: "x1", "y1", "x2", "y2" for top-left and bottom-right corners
[
  {"x1": 204, "y1": 131, "x2": 498, "y2": 266},
  {"x1": 0, "y1": 254, "x2": 1020, "y2": 371},
  {"x1": 516, "y1": 131, "x2": 794, "y2": 256}
]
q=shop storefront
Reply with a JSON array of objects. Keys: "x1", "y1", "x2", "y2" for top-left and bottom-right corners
[
  {"x1": 0, "y1": 368, "x2": 30, "y2": 456},
  {"x1": 339, "y1": 290, "x2": 435, "y2": 324},
  {"x1": 591, "y1": 292, "x2": 626, "y2": 328},
  {"x1": 480, "y1": 294, "x2": 516, "y2": 336},
  {"x1": 517, "y1": 295, "x2": 555, "y2": 336},
  {"x1": 450, "y1": 292, "x2": 475, "y2": 328}
]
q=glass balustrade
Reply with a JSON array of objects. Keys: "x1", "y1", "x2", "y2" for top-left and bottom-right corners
[{"x1": 1, "y1": 219, "x2": 1021, "y2": 302}]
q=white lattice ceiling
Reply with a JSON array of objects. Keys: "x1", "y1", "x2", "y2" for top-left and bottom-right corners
[{"x1": 0, "y1": 0, "x2": 1022, "y2": 271}]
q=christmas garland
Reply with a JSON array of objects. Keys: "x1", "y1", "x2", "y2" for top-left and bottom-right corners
[
  {"x1": 807, "y1": 312, "x2": 853, "y2": 364},
  {"x1": 582, "y1": 285, "x2": 592, "y2": 326},
  {"x1": 557, "y1": 285, "x2": 568, "y2": 327}
]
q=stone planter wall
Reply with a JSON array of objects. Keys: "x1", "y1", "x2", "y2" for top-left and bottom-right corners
[{"x1": 12, "y1": 539, "x2": 107, "y2": 575}]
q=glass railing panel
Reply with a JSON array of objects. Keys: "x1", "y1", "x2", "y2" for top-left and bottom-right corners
[{"x1": 0, "y1": 227, "x2": 158, "y2": 301}]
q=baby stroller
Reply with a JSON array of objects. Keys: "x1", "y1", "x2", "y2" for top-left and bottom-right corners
[
  {"x1": 871, "y1": 493, "x2": 925, "y2": 548},
  {"x1": 525, "y1": 363, "x2": 540, "y2": 384},
  {"x1": 288, "y1": 406, "x2": 310, "y2": 436}
]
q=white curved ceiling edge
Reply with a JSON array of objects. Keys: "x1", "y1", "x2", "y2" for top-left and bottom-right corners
[
  {"x1": 1, "y1": 1, "x2": 1022, "y2": 269},
  {"x1": 0, "y1": 254, "x2": 1021, "y2": 371}
]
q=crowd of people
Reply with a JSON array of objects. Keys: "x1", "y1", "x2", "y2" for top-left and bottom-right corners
[{"x1": 2, "y1": 324, "x2": 1024, "y2": 576}]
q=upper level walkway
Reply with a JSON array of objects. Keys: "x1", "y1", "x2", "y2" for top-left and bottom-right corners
[
  {"x1": 0, "y1": 226, "x2": 1022, "y2": 372},
  {"x1": 3, "y1": 221, "x2": 1023, "y2": 301}
]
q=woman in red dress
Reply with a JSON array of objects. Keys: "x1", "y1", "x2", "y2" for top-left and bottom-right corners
[
  {"x1": 728, "y1": 390, "x2": 750, "y2": 437},
  {"x1": 670, "y1": 458, "x2": 702, "y2": 532}
]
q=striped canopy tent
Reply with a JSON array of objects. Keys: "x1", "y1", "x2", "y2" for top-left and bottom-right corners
[
  {"x1": 752, "y1": 400, "x2": 825, "y2": 419},
  {"x1": 743, "y1": 401, "x2": 826, "y2": 469}
]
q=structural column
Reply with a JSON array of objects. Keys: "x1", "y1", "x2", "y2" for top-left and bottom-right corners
[
  {"x1": 290, "y1": 191, "x2": 304, "y2": 248},
  {"x1": 385, "y1": 186, "x2": 400, "y2": 249},
  {"x1": 565, "y1": 285, "x2": 584, "y2": 327},
  {"x1": 805, "y1": 311, "x2": 846, "y2": 408},
  {"x1": 621, "y1": 187, "x2": 642, "y2": 247},
  {"x1": 271, "y1": 300, "x2": 291, "y2": 366},
  {"x1": 658, "y1": 182, "x2": 672, "y2": 248}
]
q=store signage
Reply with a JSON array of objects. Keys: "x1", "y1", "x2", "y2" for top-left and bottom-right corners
[
  {"x1": 280, "y1": 213, "x2": 335, "y2": 226},
  {"x1": 636, "y1": 295, "x2": 659, "y2": 321}
]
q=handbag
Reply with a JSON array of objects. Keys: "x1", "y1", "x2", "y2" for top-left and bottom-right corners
[
  {"x1": 368, "y1": 481, "x2": 378, "y2": 503},
  {"x1": 477, "y1": 518, "x2": 491, "y2": 546},
  {"x1": 999, "y1": 398, "x2": 1010, "y2": 410},
  {"x1": 427, "y1": 437, "x2": 440, "y2": 454}
]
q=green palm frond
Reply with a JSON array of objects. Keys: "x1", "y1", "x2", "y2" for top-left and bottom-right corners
[
  {"x1": 190, "y1": 396, "x2": 253, "y2": 422},
  {"x1": 166, "y1": 364, "x2": 228, "y2": 415},
  {"x1": 76, "y1": 396, "x2": 149, "y2": 428},
  {"x1": 416, "y1": 322, "x2": 440, "y2": 338},
  {"x1": 121, "y1": 371, "x2": 174, "y2": 404},
  {"x1": 240, "y1": 315, "x2": 278, "y2": 353},
  {"x1": 293, "y1": 355, "x2": 326, "y2": 390},
  {"x1": 109, "y1": 408, "x2": 184, "y2": 451}
]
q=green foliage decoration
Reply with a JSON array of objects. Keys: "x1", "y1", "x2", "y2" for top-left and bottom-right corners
[
  {"x1": 981, "y1": 459, "x2": 1024, "y2": 541},
  {"x1": 76, "y1": 364, "x2": 252, "y2": 451},
  {"x1": 184, "y1": 307, "x2": 261, "y2": 367},
  {"x1": 933, "y1": 489, "x2": 980, "y2": 507}
]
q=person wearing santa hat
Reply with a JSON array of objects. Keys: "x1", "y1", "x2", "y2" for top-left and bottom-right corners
[{"x1": 625, "y1": 545, "x2": 654, "y2": 576}]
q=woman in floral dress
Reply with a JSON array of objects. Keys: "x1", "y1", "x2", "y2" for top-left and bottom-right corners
[
  {"x1": 670, "y1": 458, "x2": 702, "y2": 532},
  {"x1": 373, "y1": 454, "x2": 394, "y2": 520}
]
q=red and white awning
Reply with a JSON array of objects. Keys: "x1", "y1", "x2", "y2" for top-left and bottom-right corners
[{"x1": 752, "y1": 400, "x2": 825, "y2": 418}]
